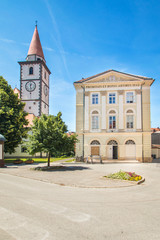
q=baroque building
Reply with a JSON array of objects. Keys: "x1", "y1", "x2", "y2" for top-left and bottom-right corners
[{"x1": 74, "y1": 69, "x2": 154, "y2": 162}]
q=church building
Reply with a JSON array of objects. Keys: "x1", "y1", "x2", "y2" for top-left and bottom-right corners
[
  {"x1": 5, "y1": 24, "x2": 51, "y2": 158},
  {"x1": 74, "y1": 69, "x2": 154, "y2": 162},
  {"x1": 19, "y1": 24, "x2": 51, "y2": 117}
]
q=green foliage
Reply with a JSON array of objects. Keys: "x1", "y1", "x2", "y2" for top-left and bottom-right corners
[
  {"x1": 106, "y1": 170, "x2": 130, "y2": 180},
  {"x1": 27, "y1": 112, "x2": 77, "y2": 166},
  {"x1": 0, "y1": 76, "x2": 28, "y2": 153},
  {"x1": 4, "y1": 156, "x2": 73, "y2": 163},
  {"x1": 105, "y1": 170, "x2": 142, "y2": 181}
]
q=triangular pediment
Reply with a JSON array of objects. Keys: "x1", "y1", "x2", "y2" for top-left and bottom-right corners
[{"x1": 83, "y1": 70, "x2": 145, "y2": 84}]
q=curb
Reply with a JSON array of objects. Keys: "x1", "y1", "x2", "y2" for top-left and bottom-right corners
[{"x1": 137, "y1": 178, "x2": 145, "y2": 185}]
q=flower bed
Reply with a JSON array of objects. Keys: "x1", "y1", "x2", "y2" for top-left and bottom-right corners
[
  {"x1": 25, "y1": 159, "x2": 34, "y2": 164},
  {"x1": 104, "y1": 170, "x2": 142, "y2": 181},
  {"x1": 13, "y1": 159, "x2": 23, "y2": 164}
]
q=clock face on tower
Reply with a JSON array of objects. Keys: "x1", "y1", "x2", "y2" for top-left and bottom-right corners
[
  {"x1": 25, "y1": 81, "x2": 36, "y2": 92},
  {"x1": 44, "y1": 85, "x2": 48, "y2": 96}
]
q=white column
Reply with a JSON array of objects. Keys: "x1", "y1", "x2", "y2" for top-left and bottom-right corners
[
  {"x1": 85, "y1": 95, "x2": 89, "y2": 130},
  {"x1": 101, "y1": 92, "x2": 106, "y2": 130},
  {"x1": 136, "y1": 90, "x2": 142, "y2": 129},
  {"x1": 118, "y1": 91, "x2": 124, "y2": 129}
]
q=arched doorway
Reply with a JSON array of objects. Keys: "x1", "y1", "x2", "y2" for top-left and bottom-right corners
[
  {"x1": 107, "y1": 140, "x2": 118, "y2": 159},
  {"x1": 125, "y1": 140, "x2": 136, "y2": 160},
  {"x1": 90, "y1": 140, "x2": 100, "y2": 156}
]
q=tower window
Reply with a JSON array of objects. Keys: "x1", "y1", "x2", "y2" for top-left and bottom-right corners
[
  {"x1": 29, "y1": 67, "x2": 33, "y2": 75},
  {"x1": 44, "y1": 72, "x2": 46, "y2": 79},
  {"x1": 29, "y1": 106, "x2": 31, "y2": 110}
]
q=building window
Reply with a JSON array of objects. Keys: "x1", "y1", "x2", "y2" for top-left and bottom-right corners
[
  {"x1": 125, "y1": 140, "x2": 135, "y2": 145},
  {"x1": 126, "y1": 115, "x2": 133, "y2": 128},
  {"x1": 92, "y1": 116, "x2": 99, "y2": 130},
  {"x1": 108, "y1": 140, "x2": 118, "y2": 145},
  {"x1": 126, "y1": 109, "x2": 134, "y2": 129},
  {"x1": 92, "y1": 94, "x2": 99, "y2": 104},
  {"x1": 109, "y1": 93, "x2": 116, "y2": 104},
  {"x1": 91, "y1": 140, "x2": 100, "y2": 145},
  {"x1": 126, "y1": 92, "x2": 134, "y2": 103},
  {"x1": 29, "y1": 67, "x2": 33, "y2": 75},
  {"x1": 108, "y1": 110, "x2": 116, "y2": 129},
  {"x1": 109, "y1": 116, "x2": 116, "y2": 129},
  {"x1": 44, "y1": 72, "x2": 46, "y2": 79},
  {"x1": 91, "y1": 110, "x2": 99, "y2": 130}
]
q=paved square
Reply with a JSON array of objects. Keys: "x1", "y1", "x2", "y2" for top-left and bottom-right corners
[{"x1": 0, "y1": 162, "x2": 160, "y2": 240}]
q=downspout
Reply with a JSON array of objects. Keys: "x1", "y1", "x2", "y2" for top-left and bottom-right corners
[
  {"x1": 81, "y1": 85, "x2": 85, "y2": 161},
  {"x1": 141, "y1": 84, "x2": 144, "y2": 162}
]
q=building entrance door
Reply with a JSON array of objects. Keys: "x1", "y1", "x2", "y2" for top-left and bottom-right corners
[
  {"x1": 107, "y1": 140, "x2": 118, "y2": 160},
  {"x1": 113, "y1": 146, "x2": 118, "y2": 159},
  {"x1": 90, "y1": 140, "x2": 100, "y2": 156},
  {"x1": 91, "y1": 146, "x2": 100, "y2": 156}
]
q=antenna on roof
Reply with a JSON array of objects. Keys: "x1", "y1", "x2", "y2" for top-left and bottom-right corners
[{"x1": 35, "y1": 20, "x2": 37, "y2": 27}]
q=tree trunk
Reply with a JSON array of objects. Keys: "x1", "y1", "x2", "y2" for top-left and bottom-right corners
[{"x1": 48, "y1": 152, "x2": 51, "y2": 167}]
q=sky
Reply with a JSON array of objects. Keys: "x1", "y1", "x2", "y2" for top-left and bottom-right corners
[{"x1": 0, "y1": 0, "x2": 160, "y2": 131}]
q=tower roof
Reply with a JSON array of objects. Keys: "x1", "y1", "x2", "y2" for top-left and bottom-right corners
[{"x1": 27, "y1": 25, "x2": 45, "y2": 60}]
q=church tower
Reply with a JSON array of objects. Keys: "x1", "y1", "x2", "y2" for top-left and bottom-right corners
[{"x1": 19, "y1": 24, "x2": 51, "y2": 116}]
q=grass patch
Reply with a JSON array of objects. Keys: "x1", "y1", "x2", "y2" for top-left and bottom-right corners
[
  {"x1": 65, "y1": 159, "x2": 75, "y2": 163},
  {"x1": 4, "y1": 156, "x2": 74, "y2": 164}
]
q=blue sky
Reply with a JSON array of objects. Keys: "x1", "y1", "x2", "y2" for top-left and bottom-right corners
[{"x1": 0, "y1": 0, "x2": 160, "y2": 130}]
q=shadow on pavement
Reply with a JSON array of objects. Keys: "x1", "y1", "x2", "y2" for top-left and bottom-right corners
[
  {"x1": 33, "y1": 165, "x2": 91, "y2": 172},
  {"x1": 152, "y1": 158, "x2": 160, "y2": 163}
]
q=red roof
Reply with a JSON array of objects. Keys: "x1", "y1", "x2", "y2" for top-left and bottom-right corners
[
  {"x1": 25, "y1": 113, "x2": 35, "y2": 127},
  {"x1": 151, "y1": 128, "x2": 160, "y2": 132},
  {"x1": 27, "y1": 26, "x2": 45, "y2": 59}
]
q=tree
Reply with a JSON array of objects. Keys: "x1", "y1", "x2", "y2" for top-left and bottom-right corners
[
  {"x1": 0, "y1": 76, "x2": 28, "y2": 153},
  {"x1": 59, "y1": 133, "x2": 77, "y2": 157},
  {"x1": 27, "y1": 112, "x2": 77, "y2": 167}
]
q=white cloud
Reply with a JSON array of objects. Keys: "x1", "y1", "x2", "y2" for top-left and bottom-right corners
[
  {"x1": 44, "y1": 0, "x2": 71, "y2": 80},
  {"x1": 0, "y1": 38, "x2": 15, "y2": 43},
  {"x1": 43, "y1": 46, "x2": 54, "y2": 52}
]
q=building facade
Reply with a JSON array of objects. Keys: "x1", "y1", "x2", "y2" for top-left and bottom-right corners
[{"x1": 74, "y1": 69, "x2": 154, "y2": 162}]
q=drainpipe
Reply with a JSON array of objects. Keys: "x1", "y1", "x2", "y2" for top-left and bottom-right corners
[
  {"x1": 81, "y1": 86, "x2": 85, "y2": 161},
  {"x1": 141, "y1": 84, "x2": 144, "y2": 162}
]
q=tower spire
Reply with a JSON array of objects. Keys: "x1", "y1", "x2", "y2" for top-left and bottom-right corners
[{"x1": 27, "y1": 24, "x2": 45, "y2": 61}]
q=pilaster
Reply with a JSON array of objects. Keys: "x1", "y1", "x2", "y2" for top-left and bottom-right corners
[
  {"x1": 136, "y1": 89, "x2": 142, "y2": 130},
  {"x1": 84, "y1": 92, "x2": 89, "y2": 131},
  {"x1": 101, "y1": 91, "x2": 106, "y2": 130},
  {"x1": 118, "y1": 90, "x2": 124, "y2": 130}
]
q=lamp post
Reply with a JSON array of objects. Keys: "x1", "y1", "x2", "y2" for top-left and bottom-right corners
[{"x1": 0, "y1": 134, "x2": 6, "y2": 168}]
